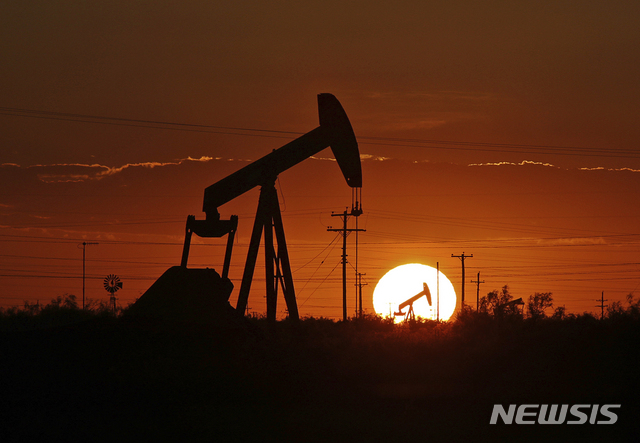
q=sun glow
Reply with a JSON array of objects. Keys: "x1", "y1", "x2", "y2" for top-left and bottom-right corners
[{"x1": 372, "y1": 264, "x2": 457, "y2": 322}]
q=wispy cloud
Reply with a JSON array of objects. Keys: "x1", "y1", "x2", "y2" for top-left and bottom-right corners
[
  {"x1": 311, "y1": 154, "x2": 393, "y2": 162},
  {"x1": 469, "y1": 161, "x2": 640, "y2": 173},
  {"x1": 579, "y1": 167, "x2": 640, "y2": 173},
  {"x1": 25, "y1": 156, "x2": 221, "y2": 183},
  {"x1": 94, "y1": 156, "x2": 218, "y2": 177},
  {"x1": 360, "y1": 154, "x2": 391, "y2": 162},
  {"x1": 468, "y1": 160, "x2": 559, "y2": 168},
  {"x1": 309, "y1": 156, "x2": 337, "y2": 162},
  {"x1": 536, "y1": 237, "x2": 607, "y2": 246}
]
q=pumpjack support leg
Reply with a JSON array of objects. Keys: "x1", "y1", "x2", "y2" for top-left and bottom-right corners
[
  {"x1": 271, "y1": 191, "x2": 298, "y2": 320},
  {"x1": 236, "y1": 183, "x2": 299, "y2": 321},
  {"x1": 181, "y1": 216, "x2": 196, "y2": 268},
  {"x1": 236, "y1": 194, "x2": 268, "y2": 316}
]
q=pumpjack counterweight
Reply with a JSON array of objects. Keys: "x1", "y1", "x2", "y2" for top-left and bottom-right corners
[{"x1": 180, "y1": 93, "x2": 362, "y2": 321}]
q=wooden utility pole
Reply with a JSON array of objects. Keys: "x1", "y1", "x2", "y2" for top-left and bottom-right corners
[
  {"x1": 356, "y1": 272, "x2": 367, "y2": 318},
  {"x1": 328, "y1": 209, "x2": 365, "y2": 321},
  {"x1": 471, "y1": 271, "x2": 485, "y2": 311},
  {"x1": 596, "y1": 291, "x2": 608, "y2": 320},
  {"x1": 452, "y1": 252, "x2": 472, "y2": 308},
  {"x1": 436, "y1": 262, "x2": 440, "y2": 321}
]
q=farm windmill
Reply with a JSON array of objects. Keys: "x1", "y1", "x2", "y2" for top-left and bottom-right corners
[{"x1": 104, "y1": 274, "x2": 123, "y2": 312}]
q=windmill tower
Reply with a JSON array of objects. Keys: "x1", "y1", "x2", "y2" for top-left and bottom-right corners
[{"x1": 104, "y1": 274, "x2": 123, "y2": 312}]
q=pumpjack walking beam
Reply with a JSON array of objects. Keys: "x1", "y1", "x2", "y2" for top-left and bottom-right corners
[{"x1": 180, "y1": 94, "x2": 362, "y2": 321}]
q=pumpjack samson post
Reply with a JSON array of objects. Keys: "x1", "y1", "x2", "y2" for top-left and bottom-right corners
[{"x1": 180, "y1": 94, "x2": 362, "y2": 321}]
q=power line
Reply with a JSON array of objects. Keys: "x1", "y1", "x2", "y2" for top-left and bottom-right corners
[
  {"x1": 292, "y1": 233, "x2": 341, "y2": 273},
  {"x1": 296, "y1": 235, "x2": 342, "y2": 303},
  {"x1": 3, "y1": 106, "x2": 639, "y2": 159},
  {"x1": 298, "y1": 259, "x2": 343, "y2": 308},
  {"x1": 360, "y1": 135, "x2": 640, "y2": 156},
  {"x1": 360, "y1": 139, "x2": 640, "y2": 159},
  {"x1": 365, "y1": 209, "x2": 640, "y2": 240},
  {"x1": 0, "y1": 107, "x2": 302, "y2": 136}
]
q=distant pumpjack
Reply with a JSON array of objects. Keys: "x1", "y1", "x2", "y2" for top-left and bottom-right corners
[
  {"x1": 181, "y1": 94, "x2": 362, "y2": 321},
  {"x1": 394, "y1": 283, "x2": 432, "y2": 322},
  {"x1": 498, "y1": 297, "x2": 525, "y2": 316}
]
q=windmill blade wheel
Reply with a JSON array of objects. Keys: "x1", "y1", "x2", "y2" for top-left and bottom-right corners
[{"x1": 104, "y1": 274, "x2": 122, "y2": 294}]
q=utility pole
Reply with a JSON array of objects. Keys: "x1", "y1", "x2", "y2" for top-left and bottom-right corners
[
  {"x1": 452, "y1": 252, "x2": 472, "y2": 309},
  {"x1": 596, "y1": 291, "x2": 608, "y2": 320},
  {"x1": 328, "y1": 208, "x2": 365, "y2": 321},
  {"x1": 355, "y1": 272, "x2": 367, "y2": 318},
  {"x1": 78, "y1": 242, "x2": 98, "y2": 309},
  {"x1": 471, "y1": 271, "x2": 485, "y2": 311},
  {"x1": 436, "y1": 262, "x2": 440, "y2": 322}
]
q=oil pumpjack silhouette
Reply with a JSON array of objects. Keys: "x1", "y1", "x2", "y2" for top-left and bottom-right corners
[
  {"x1": 394, "y1": 283, "x2": 432, "y2": 322},
  {"x1": 131, "y1": 94, "x2": 362, "y2": 323}
]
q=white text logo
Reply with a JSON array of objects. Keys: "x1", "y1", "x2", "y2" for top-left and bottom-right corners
[{"x1": 490, "y1": 404, "x2": 620, "y2": 425}]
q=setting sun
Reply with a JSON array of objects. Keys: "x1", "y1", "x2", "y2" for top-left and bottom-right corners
[{"x1": 372, "y1": 264, "x2": 457, "y2": 322}]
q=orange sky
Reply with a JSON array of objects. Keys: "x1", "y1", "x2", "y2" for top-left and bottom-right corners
[{"x1": 1, "y1": 1, "x2": 639, "y2": 318}]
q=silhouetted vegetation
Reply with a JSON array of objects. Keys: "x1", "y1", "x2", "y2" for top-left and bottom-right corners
[
  {"x1": 606, "y1": 293, "x2": 640, "y2": 321},
  {"x1": 1, "y1": 292, "x2": 638, "y2": 442},
  {"x1": 0, "y1": 294, "x2": 124, "y2": 331},
  {"x1": 527, "y1": 291, "x2": 554, "y2": 319}
]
